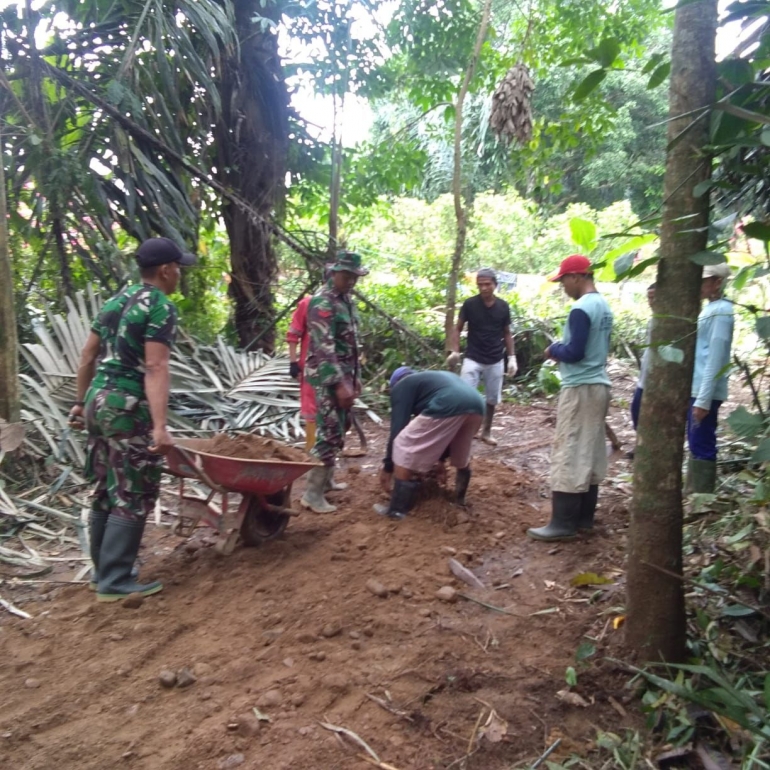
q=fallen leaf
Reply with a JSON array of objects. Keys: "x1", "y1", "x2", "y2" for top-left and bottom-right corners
[
  {"x1": 252, "y1": 707, "x2": 271, "y2": 723},
  {"x1": 570, "y1": 572, "x2": 614, "y2": 587},
  {"x1": 556, "y1": 690, "x2": 589, "y2": 708},
  {"x1": 612, "y1": 615, "x2": 626, "y2": 630},
  {"x1": 448, "y1": 558, "x2": 485, "y2": 589},
  {"x1": 479, "y1": 709, "x2": 508, "y2": 744},
  {"x1": 544, "y1": 580, "x2": 556, "y2": 590}
]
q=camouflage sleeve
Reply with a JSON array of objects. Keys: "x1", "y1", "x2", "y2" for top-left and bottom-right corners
[
  {"x1": 307, "y1": 294, "x2": 344, "y2": 386},
  {"x1": 146, "y1": 293, "x2": 178, "y2": 347}
]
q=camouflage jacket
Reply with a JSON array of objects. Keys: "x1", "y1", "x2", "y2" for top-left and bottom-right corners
[
  {"x1": 304, "y1": 281, "x2": 360, "y2": 388},
  {"x1": 89, "y1": 283, "x2": 178, "y2": 398}
]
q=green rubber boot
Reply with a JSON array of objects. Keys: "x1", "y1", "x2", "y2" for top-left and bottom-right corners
[
  {"x1": 88, "y1": 509, "x2": 109, "y2": 591},
  {"x1": 96, "y1": 516, "x2": 162, "y2": 602},
  {"x1": 300, "y1": 466, "x2": 337, "y2": 513},
  {"x1": 527, "y1": 493, "x2": 580, "y2": 541},
  {"x1": 687, "y1": 456, "x2": 717, "y2": 494}
]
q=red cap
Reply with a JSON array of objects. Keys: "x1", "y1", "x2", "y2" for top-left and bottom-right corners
[{"x1": 548, "y1": 254, "x2": 592, "y2": 282}]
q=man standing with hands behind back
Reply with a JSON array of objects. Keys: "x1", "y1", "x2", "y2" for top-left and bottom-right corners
[{"x1": 446, "y1": 268, "x2": 516, "y2": 446}]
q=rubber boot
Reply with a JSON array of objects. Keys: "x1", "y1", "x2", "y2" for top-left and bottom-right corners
[
  {"x1": 480, "y1": 404, "x2": 497, "y2": 446},
  {"x1": 88, "y1": 509, "x2": 109, "y2": 591},
  {"x1": 325, "y1": 472, "x2": 348, "y2": 492},
  {"x1": 373, "y1": 479, "x2": 419, "y2": 521},
  {"x1": 527, "y1": 493, "x2": 581, "y2": 541},
  {"x1": 304, "y1": 420, "x2": 316, "y2": 453},
  {"x1": 577, "y1": 485, "x2": 599, "y2": 533},
  {"x1": 455, "y1": 467, "x2": 471, "y2": 506},
  {"x1": 300, "y1": 466, "x2": 337, "y2": 513},
  {"x1": 96, "y1": 516, "x2": 162, "y2": 602},
  {"x1": 687, "y1": 456, "x2": 717, "y2": 494}
]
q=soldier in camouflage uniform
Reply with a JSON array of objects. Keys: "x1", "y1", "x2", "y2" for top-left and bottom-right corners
[
  {"x1": 68, "y1": 238, "x2": 195, "y2": 602},
  {"x1": 300, "y1": 251, "x2": 369, "y2": 513}
]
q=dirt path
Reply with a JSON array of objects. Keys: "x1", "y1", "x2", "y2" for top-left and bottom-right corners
[{"x1": 0, "y1": 397, "x2": 638, "y2": 770}]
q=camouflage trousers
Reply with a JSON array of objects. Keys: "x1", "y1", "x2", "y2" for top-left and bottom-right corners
[
  {"x1": 85, "y1": 388, "x2": 161, "y2": 522},
  {"x1": 311, "y1": 387, "x2": 349, "y2": 467}
]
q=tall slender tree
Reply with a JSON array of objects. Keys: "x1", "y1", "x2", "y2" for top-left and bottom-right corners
[
  {"x1": 0, "y1": 126, "x2": 20, "y2": 424},
  {"x1": 625, "y1": 0, "x2": 719, "y2": 662}
]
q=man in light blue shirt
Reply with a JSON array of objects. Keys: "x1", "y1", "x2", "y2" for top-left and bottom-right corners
[
  {"x1": 687, "y1": 262, "x2": 734, "y2": 493},
  {"x1": 528, "y1": 255, "x2": 613, "y2": 541}
]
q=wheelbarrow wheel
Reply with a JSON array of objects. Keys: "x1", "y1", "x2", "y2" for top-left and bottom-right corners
[{"x1": 239, "y1": 487, "x2": 292, "y2": 547}]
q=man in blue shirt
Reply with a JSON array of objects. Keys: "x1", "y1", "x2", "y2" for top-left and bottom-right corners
[
  {"x1": 687, "y1": 263, "x2": 734, "y2": 493},
  {"x1": 528, "y1": 255, "x2": 613, "y2": 541}
]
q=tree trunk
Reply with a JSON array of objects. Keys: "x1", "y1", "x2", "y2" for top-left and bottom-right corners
[
  {"x1": 625, "y1": 0, "x2": 719, "y2": 662},
  {"x1": 0, "y1": 134, "x2": 20, "y2": 423},
  {"x1": 444, "y1": 0, "x2": 493, "y2": 348},
  {"x1": 214, "y1": 1, "x2": 289, "y2": 351}
]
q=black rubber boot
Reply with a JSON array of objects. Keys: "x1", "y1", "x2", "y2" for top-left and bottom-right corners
[
  {"x1": 455, "y1": 467, "x2": 471, "y2": 506},
  {"x1": 373, "y1": 479, "x2": 419, "y2": 521},
  {"x1": 96, "y1": 516, "x2": 162, "y2": 602},
  {"x1": 480, "y1": 404, "x2": 497, "y2": 446},
  {"x1": 577, "y1": 485, "x2": 599, "y2": 533},
  {"x1": 527, "y1": 493, "x2": 581, "y2": 541},
  {"x1": 687, "y1": 456, "x2": 717, "y2": 494}
]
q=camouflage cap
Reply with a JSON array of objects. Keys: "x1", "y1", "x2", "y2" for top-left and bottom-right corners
[{"x1": 332, "y1": 251, "x2": 369, "y2": 276}]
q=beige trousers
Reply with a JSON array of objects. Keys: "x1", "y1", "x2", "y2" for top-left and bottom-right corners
[{"x1": 550, "y1": 384, "x2": 611, "y2": 494}]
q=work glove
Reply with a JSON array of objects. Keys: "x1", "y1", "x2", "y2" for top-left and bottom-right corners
[
  {"x1": 445, "y1": 351, "x2": 461, "y2": 369},
  {"x1": 289, "y1": 361, "x2": 301, "y2": 379},
  {"x1": 507, "y1": 357, "x2": 518, "y2": 377}
]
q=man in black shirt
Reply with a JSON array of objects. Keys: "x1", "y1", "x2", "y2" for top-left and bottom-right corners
[{"x1": 446, "y1": 268, "x2": 516, "y2": 446}]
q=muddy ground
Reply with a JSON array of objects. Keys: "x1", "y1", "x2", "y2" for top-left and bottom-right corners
[{"x1": 0, "y1": 371, "x2": 644, "y2": 770}]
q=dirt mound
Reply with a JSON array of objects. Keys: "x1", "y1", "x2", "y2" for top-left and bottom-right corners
[{"x1": 182, "y1": 433, "x2": 312, "y2": 463}]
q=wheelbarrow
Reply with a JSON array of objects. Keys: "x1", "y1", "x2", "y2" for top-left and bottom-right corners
[{"x1": 164, "y1": 438, "x2": 320, "y2": 555}]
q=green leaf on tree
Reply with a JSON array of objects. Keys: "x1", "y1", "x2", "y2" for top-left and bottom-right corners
[
  {"x1": 727, "y1": 406, "x2": 765, "y2": 438},
  {"x1": 647, "y1": 62, "x2": 671, "y2": 89},
  {"x1": 764, "y1": 673, "x2": 770, "y2": 712},
  {"x1": 642, "y1": 52, "x2": 667, "y2": 75},
  {"x1": 756, "y1": 316, "x2": 770, "y2": 339},
  {"x1": 743, "y1": 222, "x2": 770, "y2": 242},
  {"x1": 689, "y1": 251, "x2": 726, "y2": 266},
  {"x1": 569, "y1": 217, "x2": 597, "y2": 251},
  {"x1": 613, "y1": 252, "x2": 635, "y2": 277},
  {"x1": 658, "y1": 345, "x2": 684, "y2": 364},
  {"x1": 692, "y1": 180, "x2": 712, "y2": 198},
  {"x1": 751, "y1": 438, "x2": 770, "y2": 462},
  {"x1": 573, "y1": 69, "x2": 607, "y2": 102},
  {"x1": 593, "y1": 38, "x2": 621, "y2": 68}
]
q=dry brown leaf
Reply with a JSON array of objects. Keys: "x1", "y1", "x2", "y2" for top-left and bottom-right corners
[
  {"x1": 479, "y1": 709, "x2": 508, "y2": 744},
  {"x1": 556, "y1": 690, "x2": 589, "y2": 708}
]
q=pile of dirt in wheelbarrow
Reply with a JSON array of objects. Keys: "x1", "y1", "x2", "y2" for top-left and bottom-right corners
[{"x1": 186, "y1": 433, "x2": 313, "y2": 463}]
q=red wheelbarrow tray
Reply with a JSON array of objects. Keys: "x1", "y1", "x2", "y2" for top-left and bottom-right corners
[{"x1": 164, "y1": 437, "x2": 321, "y2": 497}]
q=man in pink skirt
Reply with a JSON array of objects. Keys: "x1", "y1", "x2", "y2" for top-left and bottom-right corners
[{"x1": 376, "y1": 368, "x2": 485, "y2": 520}]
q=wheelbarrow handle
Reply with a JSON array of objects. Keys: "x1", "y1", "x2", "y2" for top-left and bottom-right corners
[{"x1": 174, "y1": 445, "x2": 227, "y2": 494}]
